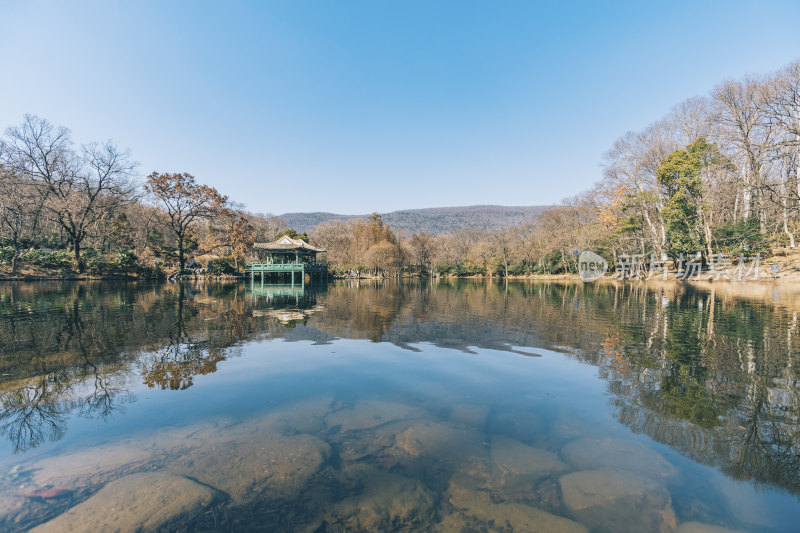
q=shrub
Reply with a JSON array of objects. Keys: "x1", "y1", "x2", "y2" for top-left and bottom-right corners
[
  {"x1": 435, "y1": 264, "x2": 456, "y2": 276},
  {"x1": 454, "y1": 262, "x2": 482, "y2": 276},
  {"x1": 20, "y1": 249, "x2": 73, "y2": 269},
  {"x1": 84, "y1": 254, "x2": 109, "y2": 276},
  {"x1": 140, "y1": 262, "x2": 164, "y2": 279},
  {"x1": 712, "y1": 219, "x2": 769, "y2": 257},
  {"x1": 208, "y1": 258, "x2": 236, "y2": 275},
  {"x1": 0, "y1": 246, "x2": 15, "y2": 266},
  {"x1": 112, "y1": 250, "x2": 139, "y2": 273}
]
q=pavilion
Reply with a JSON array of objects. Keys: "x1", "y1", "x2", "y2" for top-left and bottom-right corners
[{"x1": 244, "y1": 235, "x2": 328, "y2": 287}]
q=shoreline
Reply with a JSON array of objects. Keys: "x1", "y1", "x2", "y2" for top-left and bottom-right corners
[{"x1": 2, "y1": 272, "x2": 797, "y2": 283}]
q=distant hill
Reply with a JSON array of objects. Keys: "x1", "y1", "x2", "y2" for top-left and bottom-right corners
[{"x1": 278, "y1": 205, "x2": 552, "y2": 235}]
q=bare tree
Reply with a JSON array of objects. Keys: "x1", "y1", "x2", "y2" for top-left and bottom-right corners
[
  {"x1": 311, "y1": 219, "x2": 355, "y2": 268},
  {"x1": 145, "y1": 172, "x2": 227, "y2": 273},
  {"x1": 249, "y1": 212, "x2": 286, "y2": 244},
  {"x1": 491, "y1": 231, "x2": 513, "y2": 278},
  {"x1": 603, "y1": 122, "x2": 676, "y2": 255},
  {"x1": 409, "y1": 232, "x2": 434, "y2": 275},
  {"x1": 713, "y1": 78, "x2": 773, "y2": 223},
  {"x1": 761, "y1": 61, "x2": 800, "y2": 246},
  {"x1": 671, "y1": 96, "x2": 716, "y2": 144},
  {"x1": 3, "y1": 115, "x2": 136, "y2": 271},
  {"x1": 204, "y1": 207, "x2": 256, "y2": 269},
  {"x1": 0, "y1": 164, "x2": 43, "y2": 274}
]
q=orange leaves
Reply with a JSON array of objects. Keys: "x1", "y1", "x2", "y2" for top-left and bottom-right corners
[
  {"x1": 145, "y1": 172, "x2": 227, "y2": 220},
  {"x1": 145, "y1": 171, "x2": 228, "y2": 270}
]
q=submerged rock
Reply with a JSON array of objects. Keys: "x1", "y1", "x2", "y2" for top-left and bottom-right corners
[
  {"x1": 484, "y1": 503, "x2": 588, "y2": 533},
  {"x1": 16, "y1": 488, "x2": 72, "y2": 501},
  {"x1": 30, "y1": 472, "x2": 220, "y2": 533},
  {"x1": 325, "y1": 400, "x2": 427, "y2": 432},
  {"x1": 433, "y1": 512, "x2": 474, "y2": 533},
  {"x1": 441, "y1": 461, "x2": 587, "y2": 533},
  {"x1": 559, "y1": 469, "x2": 677, "y2": 533},
  {"x1": 490, "y1": 436, "x2": 569, "y2": 480},
  {"x1": 677, "y1": 522, "x2": 746, "y2": 533},
  {"x1": 560, "y1": 437, "x2": 677, "y2": 480},
  {"x1": 168, "y1": 433, "x2": 330, "y2": 503},
  {"x1": 325, "y1": 464, "x2": 436, "y2": 532},
  {"x1": 25, "y1": 441, "x2": 153, "y2": 488},
  {"x1": 334, "y1": 419, "x2": 417, "y2": 465},
  {"x1": 713, "y1": 476, "x2": 779, "y2": 530},
  {"x1": 395, "y1": 420, "x2": 483, "y2": 460},
  {"x1": 448, "y1": 404, "x2": 490, "y2": 428},
  {"x1": 256, "y1": 395, "x2": 335, "y2": 435},
  {"x1": 445, "y1": 474, "x2": 587, "y2": 533},
  {"x1": 550, "y1": 416, "x2": 614, "y2": 442},
  {"x1": 487, "y1": 409, "x2": 544, "y2": 442}
]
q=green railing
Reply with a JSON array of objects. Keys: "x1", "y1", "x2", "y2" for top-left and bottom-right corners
[
  {"x1": 244, "y1": 263, "x2": 327, "y2": 271},
  {"x1": 244, "y1": 263, "x2": 304, "y2": 271}
]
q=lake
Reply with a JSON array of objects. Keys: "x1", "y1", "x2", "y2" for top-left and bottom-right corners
[{"x1": 0, "y1": 279, "x2": 798, "y2": 532}]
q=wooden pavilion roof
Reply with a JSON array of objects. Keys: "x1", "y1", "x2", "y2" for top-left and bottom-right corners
[{"x1": 253, "y1": 235, "x2": 326, "y2": 253}]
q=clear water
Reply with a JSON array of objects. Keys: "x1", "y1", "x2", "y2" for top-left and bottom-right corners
[{"x1": 0, "y1": 280, "x2": 798, "y2": 532}]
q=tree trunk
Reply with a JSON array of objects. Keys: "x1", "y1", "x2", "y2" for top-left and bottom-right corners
[
  {"x1": 783, "y1": 183, "x2": 796, "y2": 247},
  {"x1": 178, "y1": 233, "x2": 185, "y2": 274},
  {"x1": 642, "y1": 209, "x2": 660, "y2": 253},
  {"x1": 73, "y1": 240, "x2": 83, "y2": 273},
  {"x1": 741, "y1": 161, "x2": 752, "y2": 219}
]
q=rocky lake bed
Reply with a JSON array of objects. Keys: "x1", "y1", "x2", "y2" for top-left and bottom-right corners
[
  {"x1": 1, "y1": 280, "x2": 797, "y2": 532},
  {"x1": 3, "y1": 395, "x2": 750, "y2": 532}
]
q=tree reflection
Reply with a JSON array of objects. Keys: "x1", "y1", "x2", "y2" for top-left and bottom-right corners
[
  {"x1": 0, "y1": 376, "x2": 68, "y2": 453},
  {"x1": 295, "y1": 279, "x2": 800, "y2": 495},
  {"x1": 1, "y1": 278, "x2": 799, "y2": 497},
  {"x1": 569, "y1": 283, "x2": 800, "y2": 495},
  {"x1": 80, "y1": 371, "x2": 134, "y2": 420},
  {"x1": 0, "y1": 281, "x2": 251, "y2": 451},
  {"x1": 141, "y1": 346, "x2": 227, "y2": 390}
]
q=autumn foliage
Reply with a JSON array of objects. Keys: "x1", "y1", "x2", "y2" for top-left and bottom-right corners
[{"x1": 145, "y1": 172, "x2": 227, "y2": 273}]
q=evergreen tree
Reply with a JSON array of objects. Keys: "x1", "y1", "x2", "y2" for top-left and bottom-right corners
[{"x1": 657, "y1": 138, "x2": 713, "y2": 258}]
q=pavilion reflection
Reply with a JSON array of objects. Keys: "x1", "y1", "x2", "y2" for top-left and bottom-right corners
[{"x1": 0, "y1": 279, "x2": 797, "y2": 499}]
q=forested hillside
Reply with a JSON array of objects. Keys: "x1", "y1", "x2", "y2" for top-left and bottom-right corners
[{"x1": 278, "y1": 205, "x2": 550, "y2": 235}]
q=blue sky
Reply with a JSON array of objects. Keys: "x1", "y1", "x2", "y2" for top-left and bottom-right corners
[{"x1": 1, "y1": 1, "x2": 799, "y2": 215}]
